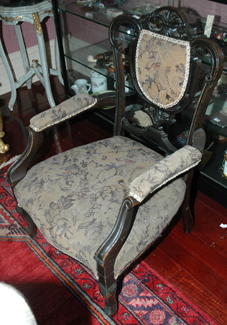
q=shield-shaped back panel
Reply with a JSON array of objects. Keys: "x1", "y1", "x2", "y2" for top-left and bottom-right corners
[{"x1": 135, "y1": 30, "x2": 191, "y2": 109}]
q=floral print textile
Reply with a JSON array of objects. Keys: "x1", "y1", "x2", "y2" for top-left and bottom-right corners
[
  {"x1": 30, "y1": 93, "x2": 97, "y2": 132},
  {"x1": 136, "y1": 30, "x2": 190, "y2": 109},
  {"x1": 129, "y1": 145, "x2": 201, "y2": 203},
  {"x1": 14, "y1": 137, "x2": 200, "y2": 278}
]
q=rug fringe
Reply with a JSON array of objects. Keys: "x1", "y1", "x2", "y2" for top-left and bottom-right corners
[{"x1": 0, "y1": 155, "x2": 20, "y2": 170}]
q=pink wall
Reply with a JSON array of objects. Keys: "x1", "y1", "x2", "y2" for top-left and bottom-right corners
[
  {"x1": 3, "y1": 0, "x2": 227, "y2": 55},
  {"x1": 2, "y1": 16, "x2": 55, "y2": 54},
  {"x1": 66, "y1": 13, "x2": 109, "y2": 45}
]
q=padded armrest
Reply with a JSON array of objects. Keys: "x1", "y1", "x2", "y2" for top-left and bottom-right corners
[
  {"x1": 129, "y1": 145, "x2": 202, "y2": 203},
  {"x1": 30, "y1": 93, "x2": 97, "y2": 132}
]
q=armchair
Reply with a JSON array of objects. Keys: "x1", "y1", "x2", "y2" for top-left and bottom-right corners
[{"x1": 7, "y1": 7, "x2": 223, "y2": 316}]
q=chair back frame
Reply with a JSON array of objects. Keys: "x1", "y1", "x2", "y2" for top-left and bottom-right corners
[{"x1": 109, "y1": 7, "x2": 224, "y2": 153}]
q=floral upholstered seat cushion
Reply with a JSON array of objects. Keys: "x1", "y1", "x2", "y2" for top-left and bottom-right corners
[
  {"x1": 136, "y1": 30, "x2": 190, "y2": 109},
  {"x1": 14, "y1": 136, "x2": 188, "y2": 278},
  {"x1": 30, "y1": 93, "x2": 97, "y2": 132}
]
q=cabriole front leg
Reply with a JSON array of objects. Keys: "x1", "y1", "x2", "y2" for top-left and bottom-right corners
[
  {"x1": 97, "y1": 270, "x2": 118, "y2": 316},
  {"x1": 7, "y1": 127, "x2": 39, "y2": 187},
  {"x1": 95, "y1": 197, "x2": 138, "y2": 315}
]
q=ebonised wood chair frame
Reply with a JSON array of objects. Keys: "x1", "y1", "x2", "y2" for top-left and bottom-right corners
[
  {"x1": 7, "y1": 6, "x2": 224, "y2": 316},
  {"x1": 110, "y1": 7, "x2": 223, "y2": 152}
]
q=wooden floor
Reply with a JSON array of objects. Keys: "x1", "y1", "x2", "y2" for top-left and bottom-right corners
[{"x1": 1, "y1": 78, "x2": 227, "y2": 324}]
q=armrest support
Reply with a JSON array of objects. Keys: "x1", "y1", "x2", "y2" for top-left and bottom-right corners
[
  {"x1": 95, "y1": 145, "x2": 201, "y2": 281},
  {"x1": 30, "y1": 93, "x2": 97, "y2": 132},
  {"x1": 7, "y1": 127, "x2": 39, "y2": 187},
  {"x1": 129, "y1": 145, "x2": 202, "y2": 203}
]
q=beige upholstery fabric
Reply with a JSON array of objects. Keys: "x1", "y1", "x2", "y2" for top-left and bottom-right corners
[
  {"x1": 30, "y1": 93, "x2": 97, "y2": 132},
  {"x1": 14, "y1": 136, "x2": 200, "y2": 278},
  {"x1": 136, "y1": 30, "x2": 190, "y2": 109},
  {"x1": 129, "y1": 145, "x2": 201, "y2": 202}
]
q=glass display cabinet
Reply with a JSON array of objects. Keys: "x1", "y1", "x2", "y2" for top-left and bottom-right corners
[{"x1": 52, "y1": 0, "x2": 227, "y2": 206}]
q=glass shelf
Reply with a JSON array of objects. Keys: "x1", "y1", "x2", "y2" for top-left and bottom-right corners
[
  {"x1": 59, "y1": 1, "x2": 227, "y2": 74},
  {"x1": 64, "y1": 37, "x2": 136, "y2": 92},
  {"x1": 57, "y1": 0, "x2": 162, "y2": 27},
  {"x1": 65, "y1": 39, "x2": 112, "y2": 73},
  {"x1": 58, "y1": 2, "x2": 114, "y2": 28},
  {"x1": 58, "y1": 0, "x2": 227, "y2": 31}
]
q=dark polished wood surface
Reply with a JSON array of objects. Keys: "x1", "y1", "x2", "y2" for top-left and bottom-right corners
[{"x1": 1, "y1": 77, "x2": 227, "y2": 324}]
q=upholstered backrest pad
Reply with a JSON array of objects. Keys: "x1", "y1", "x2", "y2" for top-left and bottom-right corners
[{"x1": 136, "y1": 30, "x2": 190, "y2": 109}]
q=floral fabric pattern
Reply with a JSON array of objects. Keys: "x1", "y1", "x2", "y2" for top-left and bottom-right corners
[
  {"x1": 136, "y1": 30, "x2": 190, "y2": 109},
  {"x1": 14, "y1": 136, "x2": 199, "y2": 278},
  {"x1": 30, "y1": 93, "x2": 97, "y2": 132},
  {"x1": 129, "y1": 145, "x2": 201, "y2": 202}
]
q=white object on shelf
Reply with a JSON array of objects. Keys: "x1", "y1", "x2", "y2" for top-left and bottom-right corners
[
  {"x1": 204, "y1": 15, "x2": 214, "y2": 38},
  {"x1": 90, "y1": 70, "x2": 107, "y2": 92},
  {"x1": 106, "y1": 8, "x2": 123, "y2": 18},
  {"x1": 71, "y1": 79, "x2": 91, "y2": 94}
]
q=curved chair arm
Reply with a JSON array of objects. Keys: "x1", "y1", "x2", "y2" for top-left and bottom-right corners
[
  {"x1": 95, "y1": 196, "x2": 138, "y2": 268},
  {"x1": 96, "y1": 146, "x2": 202, "y2": 264},
  {"x1": 129, "y1": 145, "x2": 202, "y2": 203},
  {"x1": 95, "y1": 145, "x2": 201, "y2": 299},
  {"x1": 7, "y1": 127, "x2": 39, "y2": 187},
  {"x1": 94, "y1": 195, "x2": 139, "y2": 312},
  {"x1": 30, "y1": 93, "x2": 97, "y2": 132},
  {"x1": 7, "y1": 92, "x2": 116, "y2": 187},
  {"x1": 8, "y1": 95, "x2": 98, "y2": 187},
  {"x1": 29, "y1": 92, "x2": 116, "y2": 133}
]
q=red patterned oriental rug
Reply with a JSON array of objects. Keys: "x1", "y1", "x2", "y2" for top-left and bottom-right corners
[{"x1": 0, "y1": 164, "x2": 216, "y2": 325}]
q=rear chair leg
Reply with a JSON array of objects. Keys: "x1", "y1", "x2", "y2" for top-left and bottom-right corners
[
  {"x1": 181, "y1": 198, "x2": 194, "y2": 234},
  {"x1": 181, "y1": 170, "x2": 195, "y2": 234}
]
